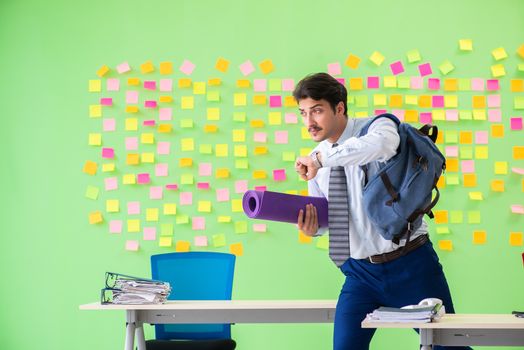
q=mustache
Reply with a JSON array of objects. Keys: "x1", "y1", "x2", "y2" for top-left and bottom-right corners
[{"x1": 308, "y1": 126, "x2": 322, "y2": 132}]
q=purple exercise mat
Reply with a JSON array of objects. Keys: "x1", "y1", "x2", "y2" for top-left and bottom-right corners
[{"x1": 242, "y1": 190, "x2": 329, "y2": 228}]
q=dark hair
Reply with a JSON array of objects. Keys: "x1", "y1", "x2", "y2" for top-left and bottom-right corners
[{"x1": 293, "y1": 72, "x2": 347, "y2": 115}]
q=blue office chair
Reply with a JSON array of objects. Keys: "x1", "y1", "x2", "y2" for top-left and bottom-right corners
[{"x1": 146, "y1": 252, "x2": 237, "y2": 350}]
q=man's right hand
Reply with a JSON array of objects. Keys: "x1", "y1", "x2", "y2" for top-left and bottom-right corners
[{"x1": 297, "y1": 203, "x2": 318, "y2": 236}]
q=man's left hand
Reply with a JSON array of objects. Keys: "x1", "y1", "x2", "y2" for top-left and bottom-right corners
[{"x1": 295, "y1": 156, "x2": 320, "y2": 181}]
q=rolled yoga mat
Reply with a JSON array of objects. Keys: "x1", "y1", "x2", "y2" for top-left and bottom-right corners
[{"x1": 242, "y1": 190, "x2": 329, "y2": 228}]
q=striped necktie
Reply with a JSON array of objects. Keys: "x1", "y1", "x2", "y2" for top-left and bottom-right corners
[{"x1": 328, "y1": 144, "x2": 350, "y2": 267}]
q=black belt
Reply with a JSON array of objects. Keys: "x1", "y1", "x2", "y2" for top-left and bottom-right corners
[{"x1": 365, "y1": 234, "x2": 429, "y2": 264}]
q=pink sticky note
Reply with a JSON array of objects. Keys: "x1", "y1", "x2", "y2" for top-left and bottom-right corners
[
  {"x1": 235, "y1": 180, "x2": 248, "y2": 194},
  {"x1": 273, "y1": 169, "x2": 286, "y2": 181},
  {"x1": 445, "y1": 110, "x2": 458, "y2": 121},
  {"x1": 253, "y1": 223, "x2": 267, "y2": 232},
  {"x1": 103, "y1": 118, "x2": 116, "y2": 132},
  {"x1": 100, "y1": 97, "x2": 112, "y2": 106},
  {"x1": 254, "y1": 79, "x2": 267, "y2": 92},
  {"x1": 392, "y1": 109, "x2": 405, "y2": 120},
  {"x1": 199, "y1": 163, "x2": 212, "y2": 176},
  {"x1": 159, "y1": 108, "x2": 172, "y2": 121},
  {"x1": 143, "y1": 120, "x2": 156, "y2": 126},
  {"x1": 143, "y1": 227, "x2": 157, "y2": 241},
  {"x1": 145, "y1": 100, "x2": 157, "y2": 108},
  {"x1": 486, "y1": 79, "x2": 499, "y2": 91},
  {"x1": 155, "y1": 163, "x2": 168, "y2": 177},
  {"x1": 126, "y1": 137, "x2": 138, "y2": 150},
  {"x1": 159, "y1": 79, "x2": 172, "y2": 92},
  {"x1": 104, "y1": 177, "x2": 118, "y2": 191},
  {"x1": 180, "y1": 59, "x2": 196, "y2": 75},
  {"x1": 254, "y1": 132, "x2": 267, "y2": 143},
  {"x1": 375, "y1": 109, "x2": 388, "y2": 116},
  {"x1": 461, "y1": 160, "x2": 475, "y2": 173},
  {"x1": 471, "y1": 78, "x2": 484, "y2": 91},
  {"x1": 420, "y1": 112, "x2": 432, "y2": 124},
  {"x1": 239, "y1": 60, "x2": 255, "y2": 76},
  {"x1": 150, "y1": 186, "x2": 163, "y2": 200},
  {"x1": 475, "y1": 131, "x2": 488, "y2": 144},
  {"x1": 137, "y1": 173, "x2": 150, "y2": 184},
  {"x1": 275, "y1": 130, "x2": 288, "y2": 144},
  {"x1": 254, "y1": 185, "x2": 267, "y2": 191},
  {"x1": 511, "y1": 167, "x2": 524, "y2": 175},
  {"x1": 445, "y1": 146, "x2": 459, "y2": 157},
  {"x1": 327, "y1": 62, "x2": 342, "y2": 76},
  {"x1": 335, "y1": 78, "x2": 345, "y2": 85},
  {"x1": 144, "y1": 81, "x2": 156, "y2": 90},
  {"x1": 166, "y1": 184, "x2": 178, "y2": 190},
  {"x1": 216, "y1": 188, "x2": 230, "y2": 202},
  {"x1": 107, "y1": 78, "x2": 120, "y2": 91},
  {"x1": 418, "y1": 63, "x2": 432, "y2": 77},
  {"x1": 487, "y1": 95, "x2": 501, "y2": 108},
  {"x1": 511, "y1": 205, "x2": 524, "y2": 214},
  {"x1": 269, "y1": 95, "x2": 282, "y2": 108},
  {"x1": 390, "y1": 61, "x2": 404, "y2": 75},
  {"x1": 194, "y1": 236, "x2": 208, "y2": 247},
  {"x1": 126, "y1": 91, "x2": 138, "y2": 104},
  {"x1": 367, "y1": 76, "x2": 380, "y2": 89},
  {"x1": 125, "y1": 240, "x2": 139, "y2": 251},
  {"x1": 432, "y1": 96, "x2": 444, "y2": 108},
  {"x1": 197, "y1": 182, "x2": 210, "y2": 190},
  {"x1": 180, "y1": 192, "x2": 193, "y2": 205},
  {"x1": 282, "y1": 79, "x2": 295, "y2": 91},
  {"x1": 192, "y1": 217, "x2": 205, "y2": 230},
  {"x1": 109, "y1": 220, "x2": 122, "y2": 234},
  {"x1": 488, "y1": 109, "x2": 501, "y2": 122},
  {"x1": 428, "y1": 78, "x2": 440, "y2": 90},
  {"x1": 157, "y1": 141, "x2": 171, "y2": 155},
  {"x1": 116, "y1": 61, "x2": 131, "y2": 74},
  {"x1": 285, "y1": 113, "x2": 298, "y2": 124},
  {"x1": 127, "y1": 202, "x2": 141, "y2": 215},
  {"x1": 102, "y1": 147, "x2": 114, "y2": 159},
  {"x1": 510, "y1": 117, "x2": 523, "y2": 130},
  {"x1": 410, "y1": 77, "x2": 423, "y2": 89}
]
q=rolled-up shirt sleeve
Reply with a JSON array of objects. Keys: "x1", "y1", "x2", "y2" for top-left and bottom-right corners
[{"x1": 319, "y1": 118, "x2": 400, "y2": 168}]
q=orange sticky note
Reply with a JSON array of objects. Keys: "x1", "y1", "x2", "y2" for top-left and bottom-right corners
[
  {"x1": 89, "y1": 211, "x2": 103, "y2": 224},
  {"x1": 126, "y1": 154, "x2": 140, "y2": 165},
  {"x1": 140, "y1": 60, "x2": 154, "y2": 74},
  {"x1": 179, "y1": 78, "x2": 192, "y2": 88},
  {"x1": 253, "y1": 95, "x2": 267, "y2": 105},
  {"x1": 463, "y1": 174, "x2": 477, "y2": 187},
  {"x1": 518, "y1": 44, "x2": 524, "y2": 59},
  {"x1": 204, "y1": 124, "x2": 218, "y2": 133},
  {"x1": 215, "y1": 57, "x2": 230, "y2": 72},
  {"x1": 446, "y1": 159, "x2": 459, "y2": 172},
  {"x1": 158, "y1": 124, "x2": 172, "y2": 133},
  {"x1": 253, "y1": 170, "x2": 267, "y2": 179},
  {"x1": 215, "y1": 168, "x2": 230, "y2": 178},
  {"x1": 236, "y1": 79, "x2": 250, "y2": 88},
  {"x1": 83, "y1": 160, "x2": 98, "y2": 175},
  {"x1": 126, "y1": 106, "x2": 139, "y2": 113},
  {"x1": 491, "y1": 124, "x2": 504, "y2": 138},
  {"x1": 513, "y1": 147, "x2": 524, "y2": 160},
  {"x1": 510, "y1": 79, "x2": 524, "y2": 92},
  {"x1": 443, "y1": 79, "x2": 458, "y2": 91},
  {"x1": 179, "y1": 158, "x2": 193, "y2": 167},
  {"x1": 176, "y1": 240, "x2": 191, "y2": 252},
  {"x1": 127, "y1": 77, "x2": 140, "y2": 85},
  {"x1": 96, "y1": 65, "x2": 110, "y2": 77},
  {"x1": 159, "y1": 61, "x2": 173, "y2": 75},
  {"x1": 345, "y1": 54, "x2": 361, "y2": 69},
  {"x1": 349, "y1": 78, "x2": 364, "y2": 90},
  {"x1": 208, "y1": 78, "x2": 221, "y2": 86},
  {"x1": 473, "y1": 231, "x2": 487, "y2": 245},
  {"x1": 459, "y1": 131, "x2": 473, "y2": 144},
  {"x1": 472, "y1": 96, "x2": 486, "y2": 108},
  {"x1": 159, "y1": 95, "x2": 173, "y2": 103},
  {"x1": 438, "y1": 240, "x2": 453, "y2": 251},
  {"x1": 298, "y1": 231, "x2": 313, "y2": 243},
  {"x1": 250, "y1": 120, "x2": 265, "y2": 128},
  {"x1": 434, "y1": 210, "x2": 449, "y2": 224},
  {"x1": 259, "y1": 59, "x2": 274, "y2": 74},
  {"x1": 229, "y1": 242, "x2": 244, "y2": 256},
  {"x1": 254, "y1": 146, "x2": 268, "y2": 155},
  {"x1": 491, "y1": 179, "x2": 505, "y2": 192},
  {"x1": 509, "y1": 232, "x2": 523, "y2": 246}
]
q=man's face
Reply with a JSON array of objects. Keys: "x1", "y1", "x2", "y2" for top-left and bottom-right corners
[{"x1": 298, "y1": 98, "x2": 342, "y2": 142}]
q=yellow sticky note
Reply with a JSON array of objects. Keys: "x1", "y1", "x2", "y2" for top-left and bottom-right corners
[
  {"x1": 473, "y1": 231, "x2": 487, "y2": 245},
  {"x1": 89, "y1": 104, "x2": 102, "y2": 118},
  {"x1": 259, "y1": 59, "x2": 274, "y2": 74},
  {"x1": 253, "y1": 170, "x2": 266, "y2": 179},
  {"x1": 125, "y1": 118, "x2": 138, "y2": 131},
  {"x1": 159, "y1": 236, "x2": 173, "y2": 247},
  {"x1": 215, "y1": 168, "x2": 230, "y2": 178},
  {"x1": 234, "y1": 145, "x2": 247, "y2": 157},
  {"x1": 176, "y1": 240, "x2": 191, "y2": 252},
  {"x1": 88, "y1": 133, "x2": 102, "y2": 146},
  {"x1": 438, "y1": 240, "x2": 453, "y2": 251},
  {"x1": 492, "y1": 47, "x2": 508, "y2": 61},
  {"x1": 234, "y1": 93, "x2": 247, "y2": 106},
  {"x1": 383, "y1": 76, "x2": 397, "y2": 88},
  {"x1": 159, "y1": 61, "x2": 173, "y2": 75},
  {"x1": 229, "y1": 242, "x2": 243, "y2": 256},
  {"x1": 123, "y1": 174, "x2": 136, "y2": 184},
  {"x1": 198, "y1": 201, "x2": 212, "y2": 213},
  {"x1": 141, "y1": 133, "x2": 155, "y2": 144},
  {"x1": 231, "y1": 199, "x2": 243, "y2": 213},
  {"x1": 218, "y1": 216, "x2": 232, "y2": 223},
  {"x1": 250, "y1": 119, "x2": 265, "y2": 128},
  {"x1": 207, "y1": 107, "x2": 220, "y2": 121},
  {"x1": 491, "y1": 179, "x2": 504, "y2": 192},
  {"x1": 146, "y1": 208, "x2": 159, "y2": 222},
  {"x1": 164, "y1": 203, "x2": 177, "y2": 215},
  {"x1": 193, "y1": 82, "x2": 206, "y2": 95},
  {"x1": 509, "y1": 232, "x2": 523, "y2": 246},
  {"x1": 345, "y1": 54, "x2": 361, "y2": 69},
  {"x1": 436, "y1": 227, "x2": 450, "y2": 235},
  {"x1": 88, "y1": 79, "x2": 101, "y2": 92},
  {"x1": 444, "y1": 95, "x2": 458, "y2": 108},
  {"x1": 141, "y1": 153, "x2": 155, "y2": 163},
  {"x1": 102, "y1": 163, "x2": 115, "y2": 172},
  {"x1": 494, "y1": 161, "x2": 508, "y2": 174},
  {"x1": 208, "y1": 78, "x2": 221, "y2": 86},
  {"x1": 106, "y1": 199, "x2": 120, "y2": 213},
  {"x1": 373, "y1": 94, "x2": 387, "y2": 106},
  {"x1": 215, "y1": 144, "x2": 228, "y2": 157},
  {"x1": 491, "y1": 64, "x2": 505, "y2": 78},
  {"x1": 200, "y1": 144, "x2": 212, "y2": 154},
  {"x1": 298, "y1": 231, "x2": 313, "y2": 243},
  {"x1": 215, "y1": 57, "x2": 230, "y2": 72},
  {"x1": 232, "y1": 129, "x2": 246, "y2": 142},
  {"x1": 204, "y1": 124, "x2": 218, "y2": 133},
  {"x1": 301, "y1": 127, "x2": 311, "y2": 139},
  {"x1": 181, "y1": 138, "x2": 194, "y2": 151},
  {"x1": 369, "y1": 51, "x2": 385, "y2": 66},
  {"x1": 459, "y1": 39, "x2": 473, "y2": 51},
  {"x1": 268, "y1": 112, "x2": 282, "y2": 125},
  {"x1": 127, "y1": 219, "x2": 140, "y2": 233},
  {"x1": 468, "y1": 192, "x2": 483, "y2": 200},
  {"x1": 89, "y1": 211, "x2": 103, "y2": 224},
  {"x1": 181, "y1": 96, "x2": 194, "y2": 109},
  {"x1": 96, "y1": 65, "x2": 110, "y2": 77},
  {"x1": 207, "y1": 90, "x2": 221, "y2": 102},
  {"x1": 140, "y1": 60, "x2": 154, "y2": 74},
  {"x1": 475, "y1": 146, "x2": 488, "y2": 160},
  {"x1": 126, "y1": 106, "x2": 139, "y2": 113}
]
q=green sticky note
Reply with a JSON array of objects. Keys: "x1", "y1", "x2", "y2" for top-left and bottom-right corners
[
  {"x1": 235, "y1": 159, "x2": 249, "y2": 169},
  {"x1": 397, "y1": 76, "x2": 410, "y2": 89},
  {"x1": 161, "y1": 223, "x2": 174, "y2": 236},
  {"x1": 199, "y1": 144, "x2": 213, "y2": 154},
  {"x1": 439, "y1": 60, "x2": 455, "y2": 75},
  {"x1": 282, "y1": 151, "x2": 296, "y2": 162},
  {"x1": 436, "y1": 226, "x2": 450, "y2": 235},
  {"x1": 233, "y1": 112, "x2": 246, "y2": 122},
  {"x1": 515, "y1": 96, "x2": 524, "y2": 110},
  {"x1": 450, "y1": 211, "x2": 463, "y2": 224},
  {"x1": 459, "y1": 146, "x2": 473, "y2": 159},
  {"x1": 406, "y1": 49, "x2": 421, "y2": 63},
  {"x1": 176, "y1": 214, "x2": 189, "y2": 224},
  {"x1": 235, "y1": 221, "x2": 248, "y2": 234},
  {"x1": 316, "y1": 235, "x2": 329, "y2": 250},
  {"x1": 268, "y1": 79, "x2": 282, "y2": 92},
  {"x1": 355, "y1": 95, "x2": 368, "y2": 108},
  {"x1": 444, "y1": 131, "x2": 458, "y2": 143},
  {"x1": 446, "y1": 174, "x2": 460, "y2": 185},
  {"x1": 207, "y1": 90, "x2": 220, "y2": 102},
  {"x1": 347, "y1": 95, "x2": 355, "y2": 105},
  {"x1": 212, "y1": 234, "x2": 226, "y2": 247},
  {"x1": 458, "y1": 78, "x2": 471, "y2": 91},
  {"x1": 180, "y1": 119, "x2": 194, "y2": 128},
  {"x1": 518, "y1": 63, "x2": 524, "y2": 72},
  {"x1": 467, "y1": 211, "x2": 481, "y2": 224},
  {"x1": 180, "y1": 174, "x2": 194, "y2": 185},
  {"x1": 459, "y1": 110, "x2": 472, "y2": 120},
  {"x1": 85, "y1": 186, "x2": 99, "y2": 200}
]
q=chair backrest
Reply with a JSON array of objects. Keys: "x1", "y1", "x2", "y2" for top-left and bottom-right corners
[{"x1": 150, "y1": 252, "x2": 236, "y2": 340}]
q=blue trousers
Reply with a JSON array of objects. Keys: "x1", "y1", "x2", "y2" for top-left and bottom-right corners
[{"x1": 334, "y1": 240, "x2": 471, "y2": 350}]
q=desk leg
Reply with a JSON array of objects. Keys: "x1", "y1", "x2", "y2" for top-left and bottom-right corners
[
  {"x1": 420, "y1": 329, "x2": 433, "y2": 350},
  {"x1": 125, "y1": 310, "x2": 136, "y2": 350},
  {"x1": 135, "y1": 322, "x2": 146, "y2": 350}
]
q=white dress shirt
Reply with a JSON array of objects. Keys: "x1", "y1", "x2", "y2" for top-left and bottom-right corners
[{"x1": 309, "y1": 117, "x2": 428, "y2": 259}]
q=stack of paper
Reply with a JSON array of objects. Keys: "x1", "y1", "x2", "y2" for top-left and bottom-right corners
[
  {"x1": 101, "y1": 272, "x2": 171, "y2": 305},
  {"x1": 366, "y1": 304, "x2": 442, "y2": 323}
]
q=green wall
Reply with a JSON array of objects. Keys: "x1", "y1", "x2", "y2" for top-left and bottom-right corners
[{"x1": 1, "y1": 0, "x2": 523, "y2": 349}]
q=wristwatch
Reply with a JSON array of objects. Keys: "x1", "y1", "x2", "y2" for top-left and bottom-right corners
[{"x1": 311, "y1": 151, "x2": 323, "y2": 168}]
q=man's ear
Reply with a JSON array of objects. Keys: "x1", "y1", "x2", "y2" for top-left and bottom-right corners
[{"x1": 336, "y1": 101, "x2": 345, "y2": 116}]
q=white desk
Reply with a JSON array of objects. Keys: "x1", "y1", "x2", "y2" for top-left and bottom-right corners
[
  {"x1": 362, "y1": 313, "x2": 524, "y2": 349},
  {"x1": 79, "y1": 300, "x2": 337, "y2": 350}
]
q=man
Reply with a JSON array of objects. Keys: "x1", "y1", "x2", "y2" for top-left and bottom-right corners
[{"x1": 293, "y1": 72, "x2": 469, "y2": 350}]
